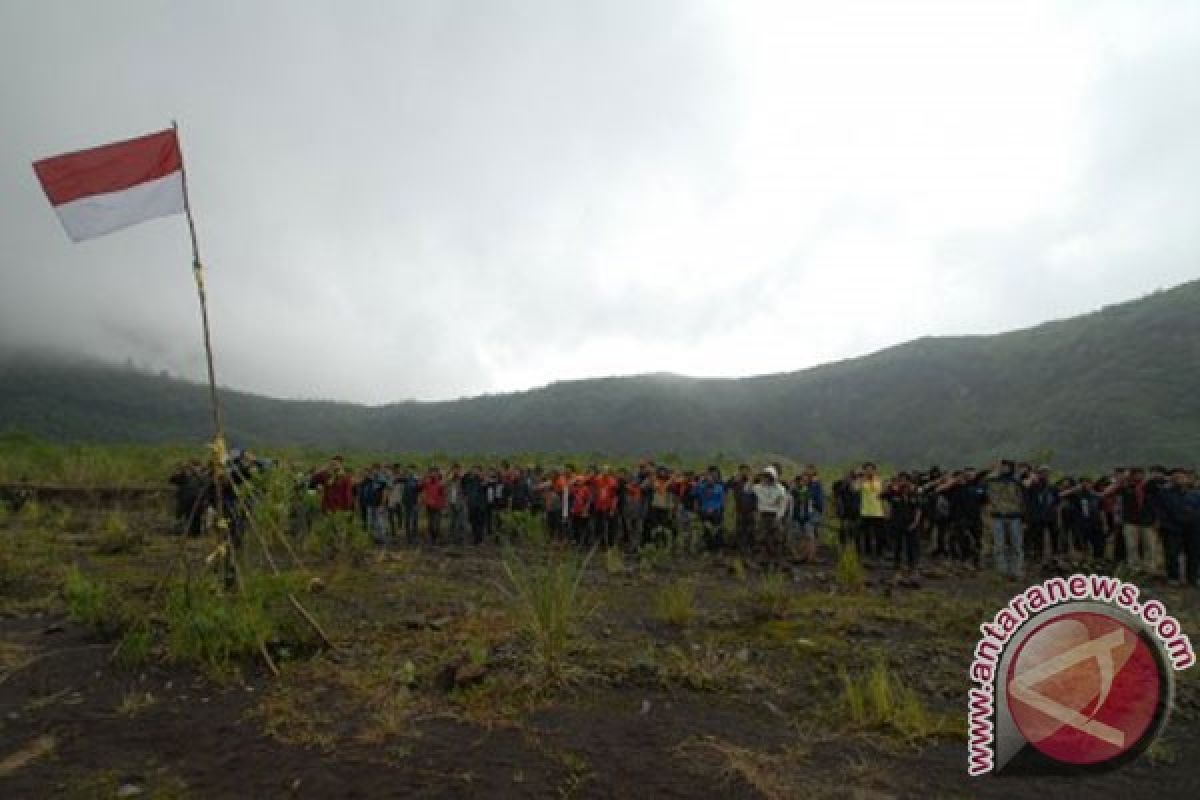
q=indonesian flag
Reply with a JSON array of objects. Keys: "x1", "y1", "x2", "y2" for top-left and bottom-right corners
[{"x1": 33, "y1": 128, "x2": 185, "y2": 242}]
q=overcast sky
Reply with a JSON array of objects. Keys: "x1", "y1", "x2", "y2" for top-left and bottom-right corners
[{"x1": 2, "y1": 1, "x2": 1198, "y2": 404}]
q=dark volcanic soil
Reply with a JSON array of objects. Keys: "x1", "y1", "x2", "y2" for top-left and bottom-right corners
[{"x1": 3, "y1": 536, "x2": 1199, "y2": 799}]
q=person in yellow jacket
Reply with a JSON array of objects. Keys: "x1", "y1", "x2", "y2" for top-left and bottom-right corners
[{"x1": 854, "y1": 462, "x2": 887, "y2": 561}]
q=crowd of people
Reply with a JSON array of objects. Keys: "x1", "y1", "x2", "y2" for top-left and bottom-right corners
[
  {"x1": 831, "y1": 460, "x2": 1200, "y2": 586},
  {"x1": 170, "y1": 453, "x2": 1200, "y2": 588}
]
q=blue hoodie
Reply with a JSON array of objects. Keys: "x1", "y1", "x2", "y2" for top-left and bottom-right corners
[{"x1": 694, "y1": 479, "x2": 725, "y2": 515}]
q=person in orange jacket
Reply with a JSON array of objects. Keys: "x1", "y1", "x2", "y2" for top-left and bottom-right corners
[
  {"x1": 591, "y1": 466, "x2": 619, "y2": 548},
  {"x1": 568, "y1": 475, "x2": 592, "y2": 545}
]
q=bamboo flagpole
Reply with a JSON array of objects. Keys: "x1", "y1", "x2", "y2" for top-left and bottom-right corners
[
  {"x1": 171, "y1": 121, "x2": 237, "y2": 584},
  {"x1": 33, "y1": 123, "x2": 333, "y2": 667}
]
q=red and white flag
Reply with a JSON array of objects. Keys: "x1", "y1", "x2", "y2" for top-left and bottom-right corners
[{"x1": 33, "y1": 128, "x2": 185, "y2": 242}]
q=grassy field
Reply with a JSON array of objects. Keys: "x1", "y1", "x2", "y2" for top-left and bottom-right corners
[{"x1": 1, "y1": 448, "x2": 1199, "y2": 798}]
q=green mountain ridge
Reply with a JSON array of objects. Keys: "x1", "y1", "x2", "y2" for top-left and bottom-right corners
[{"x1": 2, "y1": 280, "x2": 1198, "y2": 468}]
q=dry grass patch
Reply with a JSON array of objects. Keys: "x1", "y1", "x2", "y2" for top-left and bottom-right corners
[{"x1": 674, "y1": 736, "x2": 807, "y2": 800}]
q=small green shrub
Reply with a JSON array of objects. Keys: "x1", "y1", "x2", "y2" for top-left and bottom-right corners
[
  {"x1": 304, "y1": 512, "x2": 368, "y2": 563},
  {"x1": 164, "y1": 572, "x2": 310, "y2": 675}
]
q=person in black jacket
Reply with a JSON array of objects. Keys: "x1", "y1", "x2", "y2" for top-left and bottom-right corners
[
  {"x1": 461, "y1": 465, "x2": 490, "y2": 546},
  {"x1": 1147, "y1": 468, "x2": 1200, "y2": 586}
]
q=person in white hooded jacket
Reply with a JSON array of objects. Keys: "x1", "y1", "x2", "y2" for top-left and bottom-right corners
[{"x1": 753, "y1": 466, "x2": 789, "y2": 560}]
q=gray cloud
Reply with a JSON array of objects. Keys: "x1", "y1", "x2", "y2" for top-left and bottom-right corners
[{"x1": 2, "y1": 1, "x2": 1198, "y2": 403}]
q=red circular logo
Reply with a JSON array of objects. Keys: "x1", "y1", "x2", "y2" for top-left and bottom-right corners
[{"x1": 1006, "y1": 611, "x2": 1162, "y2": 766}]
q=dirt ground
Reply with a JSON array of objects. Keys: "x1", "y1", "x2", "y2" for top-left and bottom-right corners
[{"x1": 2, "y1": 506, "x2": 1199, "y2": 799}]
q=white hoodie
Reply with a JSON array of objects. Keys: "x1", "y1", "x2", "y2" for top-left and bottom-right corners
[{"x1": 753, "y1": 467, "x2": 788, "y2": 518}]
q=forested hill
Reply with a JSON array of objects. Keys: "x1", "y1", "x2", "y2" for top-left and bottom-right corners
[{"x1": 2, "y1": 280, "x2": 1199, "y2": 468}]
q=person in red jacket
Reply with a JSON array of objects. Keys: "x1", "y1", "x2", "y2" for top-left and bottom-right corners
[
  {"x1": 421, "y1": 466, "x2": 447, "y2": 544},
  {"x1": 591, "y1": 466, "x2": 619, "y2": 548},
  {"x1": 312, "y1": 456, "x2": 355, "y2": 514}
]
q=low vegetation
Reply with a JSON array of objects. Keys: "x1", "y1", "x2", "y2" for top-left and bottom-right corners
[
  {"x1": 654, "y1": 579, "x2": 697, "y2": 627},
  {"x1": 498, "y1": 546, "x2": 596, "y2": 683}
]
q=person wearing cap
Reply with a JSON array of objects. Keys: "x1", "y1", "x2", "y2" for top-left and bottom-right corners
[{"x1": 753, "y1": 466, "x2": 789, "y2": 561}]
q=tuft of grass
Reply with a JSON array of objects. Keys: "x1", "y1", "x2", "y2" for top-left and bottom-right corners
[
  {"x1": 638, "y1": 541, "x2": 672, "y2": 574},
  {"x1": 499, "y1": 510, "x2": 547, "y2": 548},
  {"x1": 115, "y1": 623, "x2": 156, "y2": 669},
  {"x1": 662, "y1": 642, "x2": 749, "y2": 692},
  {"x1": 746, "y1": 569, "x2": 792, "y2": 620},
  {"x1": 673, "y1": 737, "x2": 802, "y2": 800},
  {"x1": 116, "y1": 690, "x2": 156, "y2": 717},
  {"x1": 604, "y1": 546, "x2": 624, "y2": 575},
  {"x1": 498, "y1": 546, "x2": 595, "y2": 683},
  {"x1": 835, "y1": 545, "x2": 865, "y2": 592},
  {"x1": 62, "y1": 566, "x2": 129, "y2": 637},
  {"x1": 654, "y1": 579, "x2": 697, "y2": 627},
  {"x1": 95, "y1": 512, "x2": 143, "y2": 555},
  {"x1": 838, "y1": 658, "x2": 957, "y2": 743},
  {"x1": 729, "y1": 555, "x2": 747, "y2": 582}
]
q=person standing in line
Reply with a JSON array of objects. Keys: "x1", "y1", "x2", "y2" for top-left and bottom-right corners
[
  {"x1": 753, "y1": 466, "x2": 789, "y2": 563},
  {"x1": 1146, "y1": 467, "x2": 1200, "y2": 587},
  {"x1": 591, "y1": 466, "x2": 619, "y2": 548},
  {"x1": 619, "y1": 467, "x2": 643, "y2": 549},
  {"x1": 728, "y1": 464, "x2": 758, "y2": 555},
  {"x1": 568, "y1": 475, "x2": 593, "y2": 546},
  {"x1": 421, "y1": 466, "x2": 447, "y2": 544},
  {"x1": 444, "y1": 463, "x2": 468, "y2": 543},
  {"x1": 401, "y1": 465, "x2": 421, "y2": 544},
  {"x1": 462, "y1": 465, "x2": 490, "y2": 545},
  {"x1": 985, "y1": 460, "x2": 1026, "y2": 580},
  {"x1": 386, "y1": 463, "x2": 406, "y2": 540},
  {"x1": 1107, "y1": 466, "x2": 1160, "y2": 574},
  {"x1": 1022, "y1": 466, "x2": 1061, "y2": 567},
  {"x1": 854, "y1": 463, "x2": 887, "y2": 562},
  {"x1": 883, "y1": 472, "x2": 923, "y2": 585},
  {"x1": 694, "y1": 466, "x2": 727, "y2": 552}
]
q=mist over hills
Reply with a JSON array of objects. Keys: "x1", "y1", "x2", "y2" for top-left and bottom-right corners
[{"x1": 2, "y1": 280, "x2": 1198, "y2": 469}]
